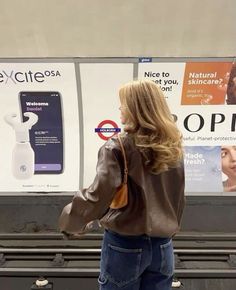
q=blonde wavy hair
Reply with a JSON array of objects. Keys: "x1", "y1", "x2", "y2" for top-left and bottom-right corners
[{"x1": 119, "y1": 79, "x2": 183, "y2": 174}]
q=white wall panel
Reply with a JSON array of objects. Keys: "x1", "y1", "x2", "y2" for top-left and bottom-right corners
[{"x1": 80, "y1": 63, "x2": 133, "y2": 187}]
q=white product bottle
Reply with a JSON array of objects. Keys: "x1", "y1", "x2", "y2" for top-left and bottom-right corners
[{"x1": 4, "y1": 112, "x2": 38, "y2": 179}]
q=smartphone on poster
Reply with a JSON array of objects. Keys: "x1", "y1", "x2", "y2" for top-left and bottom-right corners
[{"x1": 19, "y1": 91, "x2": 64, "y2": 174}]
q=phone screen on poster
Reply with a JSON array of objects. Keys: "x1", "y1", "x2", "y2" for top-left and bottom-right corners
[{"x1": 19, "y1": 91, "x2": 63, "y2": 174}]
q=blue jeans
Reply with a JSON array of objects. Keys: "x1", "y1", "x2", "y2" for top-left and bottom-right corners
[{"x1": 98, "y1": 229, "x2": 174, "y2": 290}]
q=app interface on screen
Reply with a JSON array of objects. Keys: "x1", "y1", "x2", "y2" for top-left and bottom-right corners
[{"x1": 19, "y1": 91, "x2": 63, "y2": 174}]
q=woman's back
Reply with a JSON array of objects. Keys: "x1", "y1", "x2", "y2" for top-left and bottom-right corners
[{"x1": 100, "y1": 134, "x2": 185, "y2": 237}]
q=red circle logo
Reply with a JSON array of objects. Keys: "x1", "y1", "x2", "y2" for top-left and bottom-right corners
[{"x1": 95, "y1": 120, "x2": 121, "y2": 141}]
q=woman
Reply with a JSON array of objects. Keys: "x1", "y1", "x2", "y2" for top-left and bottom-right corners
[
  {"x1": 221, "y1": 145, "x2": 236, "y2": 192},
  {"x1": 59, "y1": 80, "x2": 185, "y2": 290},
  {"x1": 226, "y1": 62, "x2": 236, "y2": 105}
]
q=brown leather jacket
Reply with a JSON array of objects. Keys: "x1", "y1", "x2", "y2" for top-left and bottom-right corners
[{"x1": 59, "y1": 134, "x2": 185, "y2": 238}]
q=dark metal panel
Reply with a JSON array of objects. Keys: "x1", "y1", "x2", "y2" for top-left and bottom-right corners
[
  {"x1": 0, "y1": 277, "x2": 99, "y2": 290},
  {"x1": 181, "y1": 196, "x2": 236, "y2": 232},
  {"x1": 0, "y1": 195, "x2": 236, "y2": 233},
  {"x1": 177, "y1": 278, "x2": 236, "y2": 290},
  {"x1": 0, "y1": 195, "x2": 72, "y2": 233},
  {"x1": 1, "y1": 277, "x2": 236, "y2": 290}
]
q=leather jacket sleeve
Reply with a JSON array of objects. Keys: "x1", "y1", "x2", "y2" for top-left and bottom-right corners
[{"x1": 59, "y1": 140, "x2": 122, "y2": 234}]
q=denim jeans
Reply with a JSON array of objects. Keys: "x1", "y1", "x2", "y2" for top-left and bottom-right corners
[{"x1": 98, "y1": 229, "x2": 174, "y2": 290}]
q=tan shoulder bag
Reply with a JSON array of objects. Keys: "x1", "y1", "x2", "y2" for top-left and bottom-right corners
[{"x1": 110, "y1": 134, "x2": 128, "y2": 209}]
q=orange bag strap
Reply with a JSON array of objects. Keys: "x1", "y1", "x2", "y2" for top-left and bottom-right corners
[{"x1": 117, "y1": 134, "x2": 128, "y2": 184}]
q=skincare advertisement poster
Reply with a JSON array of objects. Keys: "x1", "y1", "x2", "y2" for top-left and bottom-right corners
[
  {"x1": 139, "y1": 61, "x2": 236, "y2": 194},
  {"x1": 0, "y1": 63, "x2": 79, "y2": 192},
  {"x1": 184, "y1": 146, "x2": 222, "y2": 192}
]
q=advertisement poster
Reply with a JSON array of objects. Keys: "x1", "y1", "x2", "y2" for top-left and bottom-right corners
[
  {"x1": 0, "y1": 63, "x2": 80, "y2": 192},
  {"x1": 139, "y1": 61, "x2": 236, "y2": 194},
  {"x1": 181, "y1": 62, "x2": 232, "y2": 105},
  {"x1": 184, "y1": 146, "x2": 222, "y2": 192}
]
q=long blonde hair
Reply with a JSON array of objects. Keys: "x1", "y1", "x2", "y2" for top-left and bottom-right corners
[{"x1": 119, "y1": 79, "x2": 183, "y2": 174}]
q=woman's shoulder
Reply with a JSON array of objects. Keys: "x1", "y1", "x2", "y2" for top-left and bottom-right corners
[
  {"x1": 114, "y1": 133, "x2": 134, "y2": 146},
  {"x1": 103, "y1": 133, "x2": 135, "y2": 152}
]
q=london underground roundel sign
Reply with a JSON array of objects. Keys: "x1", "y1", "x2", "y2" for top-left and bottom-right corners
[{"x1": 95, "y1": 120, "x2": 121, "y2": 141}]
